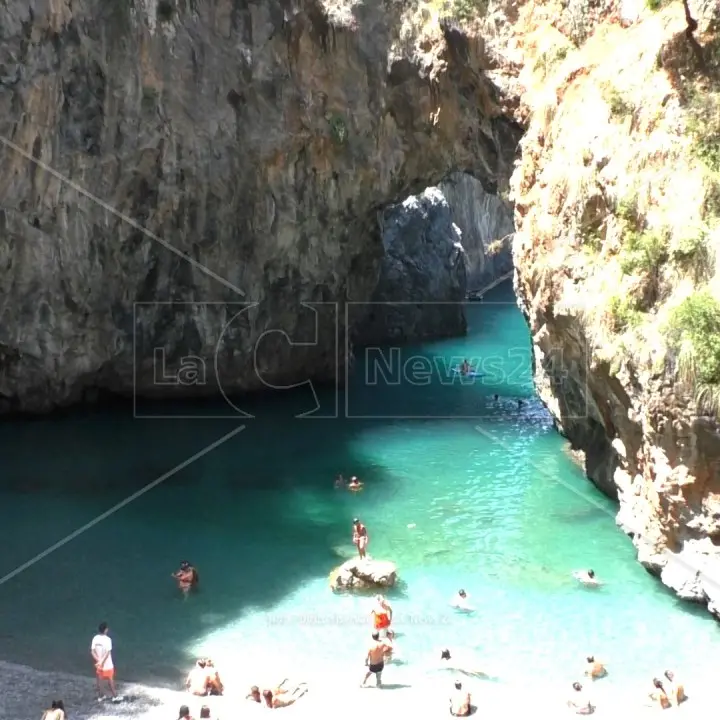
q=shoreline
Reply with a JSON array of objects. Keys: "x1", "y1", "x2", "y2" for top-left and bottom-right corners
[{"x1": 2, "y1": 656, "x2": 711, "y2": 720}]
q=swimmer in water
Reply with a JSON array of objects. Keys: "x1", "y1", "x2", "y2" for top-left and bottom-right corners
[
  {"x1": 353, "y1": 518, "x2": 369, "y2": 559},
  {"x1": 572, "y1": 569, "x2": 601, "y2": 586},
  {"x1": 439, "y1": 649, "x2": 491, "y2": 678},
  {"x1": 460, "y1": 359, "x2": 470, "y2": 375},
  {"x1": 517, "y1": 399, "x2": 524, "y2": 409},
  {"x1": 493, "y1": 394, "x2": 499, "y2": 402},
  {"x1": 348, "y1": 476, "x2": 364, "y2": 492},
  {"x1": 584, "y1": 656, "x2": 607, "y2": 679},
  {"x1": 172, "y1": 561, "x2": 199, "y2": 597},
  {"x1": 450, "y1": 589, "x2": 474, "y2": 612},
  {"x1": 567, "y1": 682, "x2": 594, "y2": 714}
]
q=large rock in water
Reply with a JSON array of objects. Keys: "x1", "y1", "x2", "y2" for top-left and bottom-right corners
[
  {"x1": 330, "y1": 558, "x2": 397, "y2": 592},
  {"x1": 0, "y1": 0, "x2": 519, "y2": 413},
  {"x1": 353, "y1": 188, "x2": 468, "y2": 346}
]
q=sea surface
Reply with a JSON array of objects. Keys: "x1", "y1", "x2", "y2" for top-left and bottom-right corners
[{"x1": 0, "y1": 283, "x2": 718, "y2": 701}]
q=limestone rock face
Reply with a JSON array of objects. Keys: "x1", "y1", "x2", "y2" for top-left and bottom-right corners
[
  {"x1": 0, "y1": 0, "x2": 517, "y2": 412},
  {"x1": 353, "y1": 188, "x2": 468, "y2": 346},
  {"x1": 510, "y1": 0, "x2": 720, "y2": 617},
  {"x1": 330, "y1": 558, "x2": 397, "y2": 592},
  {"x1": 439, "y1": 173, "x2": 514, "y2": 293}
]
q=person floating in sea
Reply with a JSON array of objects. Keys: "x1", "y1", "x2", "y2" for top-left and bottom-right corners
[
  {"x1": 261, "y1": 679, "x2": 308, "y2": 708},
  {"x1": 348, "y1": 476, "x2": 364, "y2": 492},
  {"x1": 362, "y1": 631, "x2": 393, "y2": 688},
  {"x1": 353, "y1": 518, "x2": 369, "y2": 559},
  {"x1": 567, "y1": 681, "x2": 594, "y2": 714},
  {"x1": 371, "y1": 594, "x2": 395, "y2": 641},
  {"x1": 572, "y1": 569, "x2": 601, "y2": 587},
  {"x1": 449, "y1": 680, "x2": 472, "y2": 717},
  {"x1": 493, "y1": 394, "x2": 499, "y2": 402},
  {"x1": 439, "y1": 649, "x2": 492, "y2": 678},
  {"x1": 664, "y1": 670, "x2": 686, "y2": 705},
  {"x1": 91, "y1": 622, "x2": 121, "y2": 703},
  {"x1": 648, "y1": 678, "x2": 671, "y2": 709},
  {"x1": 460, "y1": 359, "x2": 471, "y2": 375},
  {"x1": 450, "y1": 589, "x2": 474, "y2": 612},
  {"x1": 172, "y1": 560, "x2": 199, "y2": 597},
  {"x1": 584, "y1": 656, "x2": 607, "y2": 680}
]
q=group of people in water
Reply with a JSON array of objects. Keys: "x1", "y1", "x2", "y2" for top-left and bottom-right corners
[{"x1": 38, "y1": 509, "x2": 684, "y2": 720}]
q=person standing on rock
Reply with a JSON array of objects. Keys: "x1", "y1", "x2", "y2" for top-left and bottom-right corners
[{"x1": 353, "y1": 518, "x2": 369, "y2": 559}]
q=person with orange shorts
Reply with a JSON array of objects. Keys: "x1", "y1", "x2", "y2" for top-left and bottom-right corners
[
  {"x1": 371, "y1": 595, "x2": 395, "y2": 642},
  {"x1": 90, "y1": 622, "x2": 120, "y2": 702}
]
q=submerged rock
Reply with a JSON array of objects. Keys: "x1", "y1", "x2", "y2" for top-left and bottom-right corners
[
  {"x1": 330, "y1": 558, "x2": 397, "y2": 592},
  {"x1": 354, "y1": 188, "x2": 468, "y2": 346}
]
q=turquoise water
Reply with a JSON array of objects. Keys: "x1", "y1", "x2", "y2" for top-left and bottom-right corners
[{"x1": 0, "y1": 283, "x2": 718, "y2": 698}]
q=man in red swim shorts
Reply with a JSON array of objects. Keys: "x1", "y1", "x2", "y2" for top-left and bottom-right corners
[{"x1": 91, "y1": 622, "x2": 119, "y2": 702}]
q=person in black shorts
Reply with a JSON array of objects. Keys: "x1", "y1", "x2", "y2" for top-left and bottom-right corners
[{"x1": 362, "y1": 631, "x2": 393, "y2": 687}]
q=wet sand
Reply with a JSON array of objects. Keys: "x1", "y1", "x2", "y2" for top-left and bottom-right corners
[{"x1": 3, "y1": 658, "x2": 708, "y2": 720}]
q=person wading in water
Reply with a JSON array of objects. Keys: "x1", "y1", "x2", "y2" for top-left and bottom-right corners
[{"x1": 362, "y1": 631, "x2": 393, "y2": 687}]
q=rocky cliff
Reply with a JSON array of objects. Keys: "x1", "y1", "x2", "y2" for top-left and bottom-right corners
[
  {"x1": 353, "y1": 187, "x2": 468, "y2": 347},
  {"x1": 0, "y1": 0, "x2": 518, "y2": 412},
  {"x1": 440, "y1": 172, "x2": 514, "y2": 293},
  {"x1": 508, "y1": 0, "x2": 720, "y2": 615}
]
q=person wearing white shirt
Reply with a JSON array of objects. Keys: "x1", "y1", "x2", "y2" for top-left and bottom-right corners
[{"x1": 90, "y1": 622, "x2": 120, "y2": 702}]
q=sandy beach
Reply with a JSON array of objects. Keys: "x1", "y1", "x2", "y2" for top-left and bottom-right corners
[{"x1": 3, "y1": 656, "x2": 711, "y2": 720}]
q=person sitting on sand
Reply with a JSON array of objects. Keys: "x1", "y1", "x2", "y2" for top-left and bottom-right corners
[
  {"x1": 246, "y1": 685, "x2": 261, "y2": 703},
  {"x1": 449, "y1": 680, "x2": 472, "y2": 716},
  {"x1": 584, "y1": 656, "x2": 607, "y2": 679},
  {"x1": 353, "y1": 518, "x2": 369, "y2": 559},
  {"x1": 572, "y1": 569, "x2": 600, "y2": 586},
  {"x1": 178, "y1": 705, "x2": 194, "y2": 720},
  {"x1": 204, "y1": 658, "x2": 223, "y2": 695},
  {"x1": 186, "y1": 659, "x2": 211, "y2": 696},
  {"x1": 648, "y1": 678, "x2": 671, "y2": 709},
  {"x1": 663, "y1": 670, "x2": 686, "y2": 705},
  {"x1": 567, "y1": 682, "x2": 594, "y2": 714},
  {"x1": 451, "y1": 589, "x2": 474, "y2": 612},
  {"x1": 348, "y1": 476, "x2": 364, "y2": 492},
  {"x1": 262, "y1": 680, "x2": 309, "y2": 708},
  {"x1": 173, "y1": 561, "x2": 199, "y2": 596},
  {"x1": 41, "y1": 700, "x2": 66, "y2": 720}
]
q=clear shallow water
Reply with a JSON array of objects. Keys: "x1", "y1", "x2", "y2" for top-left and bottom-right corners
[{"x1": 0, "y1": 283, "x2": 718, "y2": 699}]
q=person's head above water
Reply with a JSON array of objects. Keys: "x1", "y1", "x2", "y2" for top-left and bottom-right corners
[
  {"x1": 653, "y1": 678, "x2": 664, "y2": 690},
  {"x1": 586, "y1": 656, "x2": 594, "y2": 663},
  {"x1": 587, "y1": 570, "x2": 595, "y2": 578},
  {"x1": 196, "y1": 658, "x2": 207, "y2": 668},
  {"x1": 200, "y1": 706, "x2": 210, "y2": 719},
  {"x1": 664, "y1": 670, "x2": 674, "y2": 682},
  {"x1": 458, "y1": 589, "x2": 466, "y2": 598},
  {"x1": 372, "y1": 631, "x2": 380, "y2": 641},
  {"x1": 353, "y1": 518, "x2": 360, "y2": 526},
  {"x1": 454, "y1": 681, "x2": 462, "y2": 690},
  {"x1": 572, "y1": 682, "x2": 582, "y2": 692},
  {"x1": 180, "y1": 560, "x2": 191, "y2": 570},
  {"x1": 441, "y1": 649, "x2": 451, "y2": 660},
  {"x1": 178, "y1": 705, "x2": 191, "y2": 719}
]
